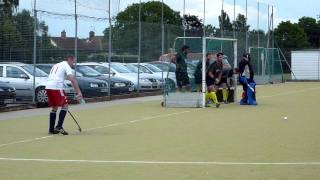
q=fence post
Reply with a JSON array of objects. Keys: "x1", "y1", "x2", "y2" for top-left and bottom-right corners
[{"x1": 32, "y1": 0, "x2": 37, "y2": 104}]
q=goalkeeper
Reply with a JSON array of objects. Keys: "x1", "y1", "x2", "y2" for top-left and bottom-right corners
[{"x1": 238, "y1": 53, "x2": 257, "y2": 105}]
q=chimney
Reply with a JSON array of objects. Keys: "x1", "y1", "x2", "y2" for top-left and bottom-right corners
[
  {"x1": 61, "y1": 30, "x2": 66, "y2": 38},
  {"x1": 89, "y1": 31, "x2": 95, "y2": 40}
]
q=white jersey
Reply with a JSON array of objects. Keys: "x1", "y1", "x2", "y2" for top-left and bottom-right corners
[{"x1": 46, "y1": 61, "x2": 73, "y2": 90}]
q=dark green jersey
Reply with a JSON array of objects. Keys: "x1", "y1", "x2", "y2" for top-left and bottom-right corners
[
  {"x1": 194, "y1": 60, "x2": 210, "y2": 80},
  {"x1": 208, "y1": 60, "x2": 223, "y2": 77},
  {"x1": 175, "y1": 52, "x2": 188, "y2": 73}
]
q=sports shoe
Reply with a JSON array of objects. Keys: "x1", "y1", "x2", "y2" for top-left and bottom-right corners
[
  {"x1": 48, "y1": 129, "x2": 59, "y2": 135},
  {"x1": 223, "y1": 100, "x2": 229, "y2": 104},
  {"x1": 215, "y1": 103, "x2": 220, "y2": 108},
  {"x1": 55, "y1": 127, "x2": 69, "y2": 135}
]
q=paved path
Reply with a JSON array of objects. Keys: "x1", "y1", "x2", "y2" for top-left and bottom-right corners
[{"x1": 0, "y1": 95, "x2": 162, "y2": 121}]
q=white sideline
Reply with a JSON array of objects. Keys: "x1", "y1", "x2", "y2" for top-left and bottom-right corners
[
  {"x1": 0, "y1": 110, "x2": 196, "y2": 148},
  {"x1": 0, "y1": 157, "x2": 320, "y2": 165},
  {"x1": 0, "y1": 136, "x2": 53, "y2": 148}
]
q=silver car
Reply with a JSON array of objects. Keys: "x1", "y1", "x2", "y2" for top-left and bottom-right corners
[
  {"x1": 124, "y1": 63, "x2": 164, "y2": 90},
  {"x1": 0, "y1": 63, "x2": 75, "y2": 105},
  {"x1": 81, "y1": 62, "x2": 158, "y2": 91}
]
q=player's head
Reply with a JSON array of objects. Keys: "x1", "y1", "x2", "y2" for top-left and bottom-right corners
[
  {"x1": 216, "y1": 52, "x2": 224, "y2": 61},
  {"x1": 66, "y1": 55, "x2": 75, "y2": 67},
  {"x1": 243, "y1": 53, "x2": 251, "y2": 61},
  {"x1": 181, "y1": 45, "x2": 190, "y2": 54},
  {"x1": 206, "y1": 52, "x2": 213, "y2": 61}
]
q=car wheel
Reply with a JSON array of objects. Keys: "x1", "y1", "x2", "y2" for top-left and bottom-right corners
[{"x1": 36, "y1": 87, "x2": 48, "y2": 107}]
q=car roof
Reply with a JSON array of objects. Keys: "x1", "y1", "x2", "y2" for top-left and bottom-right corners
[{"x1": 78, "y1": 62, "x2": 101, "y2": 65}]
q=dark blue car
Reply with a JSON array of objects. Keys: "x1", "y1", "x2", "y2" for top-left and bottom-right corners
[{"x1": 36, "y1": 64, "x2": 109, "y2": 98}]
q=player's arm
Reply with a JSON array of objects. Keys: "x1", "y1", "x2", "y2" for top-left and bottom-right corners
[
  {"x1": 67, "y1": 75, "x2": 81, "y2": 96},
  {"x1": 208, "y1": 71, "x2": 214, "y2": 79},
  {"x1": 65, "y1": 66, "x2": 82, "y2": 99},
  {"x1": 248, "y1": 62, "x2": 254, "y2": 81},
  {"x1": 238, "y1": 60, "x2": 245, "y2": 77},
  {"x1": 214, "y1": 70, "x2": 222, "y2": 84}
]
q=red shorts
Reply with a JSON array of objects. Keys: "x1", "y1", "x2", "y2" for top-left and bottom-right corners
[{"x1": 46, "y1": 89, "x2": 68, "y2": 107}]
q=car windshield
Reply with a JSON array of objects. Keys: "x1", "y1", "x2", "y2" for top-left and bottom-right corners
[
  {"x1": 21, "y1": 65, "x2": 48, "y2": 77},
  {"x1": 110, "y1": 64, "x2": 132, "y2": 73},
  {"x1": 124, "y1": 64, "x2": 138, "y2": 73},
  {"x1": 76, "y1": 66, "x2": 102, "y2": 77},
  {"x1": 151, "y1": 63, "x2": 176, "y2": 72},
  {"x1": 88, "y1": 65, "x2": 111, "y2": 74},
  {"x1": 36, "y1": 65, "x2": 52, "y2": 74},
  {"x1": 126, "y1": 64, "x2": 152, "y2": 74},
  {"x1": 144, "y1": 64, "x2": 163, "y2": 72},
  {"x1": 137, "y1": 65, "x2": 153, "y2": 73}
]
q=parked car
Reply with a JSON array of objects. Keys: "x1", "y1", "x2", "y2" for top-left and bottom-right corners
[
  {"x1": 149, "y1": 61, "x2": 196, "y2": 90},
  {"x1": 135, "y1": 63, "x2": 177, "y2": 90},
  {"x1": 36, "y1": 64, "x2": 109, "y2": 98},
  {"x1": 76, "y1": 65, "x2": 134, "y2": 94},
  {"x1": 0, "y1": 63, "x2": 74, "y2": 105},
  {"x1": 0, "y1": 81, "x2": 16, "y2": 106},
  {"x1": 123, "y1": 63, "x2": 163, "y2": 90},
  {"x1": 81, "y1": 62, "x2": 158, "y2": 91}
]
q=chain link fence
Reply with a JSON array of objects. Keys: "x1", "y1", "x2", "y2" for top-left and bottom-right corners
[{"x1": 0, "y1": 0, "x2": 285, "y2": 106}]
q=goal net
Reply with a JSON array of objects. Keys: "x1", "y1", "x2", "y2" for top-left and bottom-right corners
[{"x1": 162, "y1": 37, "x2": 237, "y2": 108}]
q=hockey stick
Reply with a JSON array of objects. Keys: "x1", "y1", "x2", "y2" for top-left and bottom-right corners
[{"x1": 68, "y1": 110, "x2": 82, "y2": 132}]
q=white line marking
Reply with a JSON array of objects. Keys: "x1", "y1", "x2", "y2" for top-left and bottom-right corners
[
  {"x1": 0, "y1": 157, "x2": 319, "y2": 165},
  {"x1": 0, "y1": 110, "x2": 195, "y2": 148},
  {"x1": 0, "y1": 136, "x2": 53, "y2": 148}
]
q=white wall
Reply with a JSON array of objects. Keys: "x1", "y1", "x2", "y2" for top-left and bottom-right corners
[{"x1": 291, "y1": 51, "x2": 320, "y2": 80}]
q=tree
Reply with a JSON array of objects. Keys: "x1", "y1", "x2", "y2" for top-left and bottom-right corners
[
  {"x1": 205, "y1": 24, "x2": 218, "y2": 37},
  {"x1": 104, "y1": 1, "x2": 183, "y2": 61},
  {"x1": 275, "y1": 21, "x2": 310, "y2": 49},
  {"x1": 0, "y1": 0, "x2": 19, "y2": 17},
  {"x1": 218, "y1": 10, "x2": 233, "y2": 32},
  {"x1": 234, "y1": 14, "x2": 249, "y2": 32},
  {"x1": 183, "y1": 14, "x2": 203, "y2": 36},
  {"x1": 0, "y1": 10, "x2": 53, "y2": 62},
  {"x1": 298, "y1": 17, "x2": 320, "y2": 48},
  {"x1": 274, "y1": 21, "x2": 310, "y2": 65}
]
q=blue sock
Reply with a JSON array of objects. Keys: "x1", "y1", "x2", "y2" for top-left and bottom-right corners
[
  {"x1": 57, "y1": 109, "x2": 67, "y2": 128},
  {"x1": 49, "y1": 111, "x2": 56, "y2": 132}
]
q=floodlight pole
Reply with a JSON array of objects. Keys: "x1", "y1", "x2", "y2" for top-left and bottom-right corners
[
  {"x1": 202, "y1": 0, "x2": 206, "y2": 108},
  {"x1": 221, "y1": 0, "x2": 224, "y2": 51},
  {"x1": 161, "y1": 0, "x2": 164, "y2": 55},
  {"x1": 257, "y1": 0, "x2": 260, "y2": 75},
  {"x1": 245, "y1": 0, "x2": 248, "y2": 52},
  {"x1": 233, "y1": 0, "x2": 236, "y2": 40},
  {"x1": 267, "y1": 4, "x2": 270, "y2": 49},
  {"x1": 108, "y1": 0, "x2": 112, "y2": 97},
  {"x1": 74, "y1": 0, "x2": 78, "y2": 77},
  {"x1": 137, "y1": 0, "x2": 141, "y2": 93},
  {"x1": 183, "y1": 0, "x2": 186, "y2": 45},
  {"x1": 272, "y1": 6, "x2": 274, "y2": 49},
  {"x1": 257, "y1": 1, "x2": 260, "y2": 48},
  {"x1": 32, "y1": 0, "x2": 37, "y2": 103}
]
